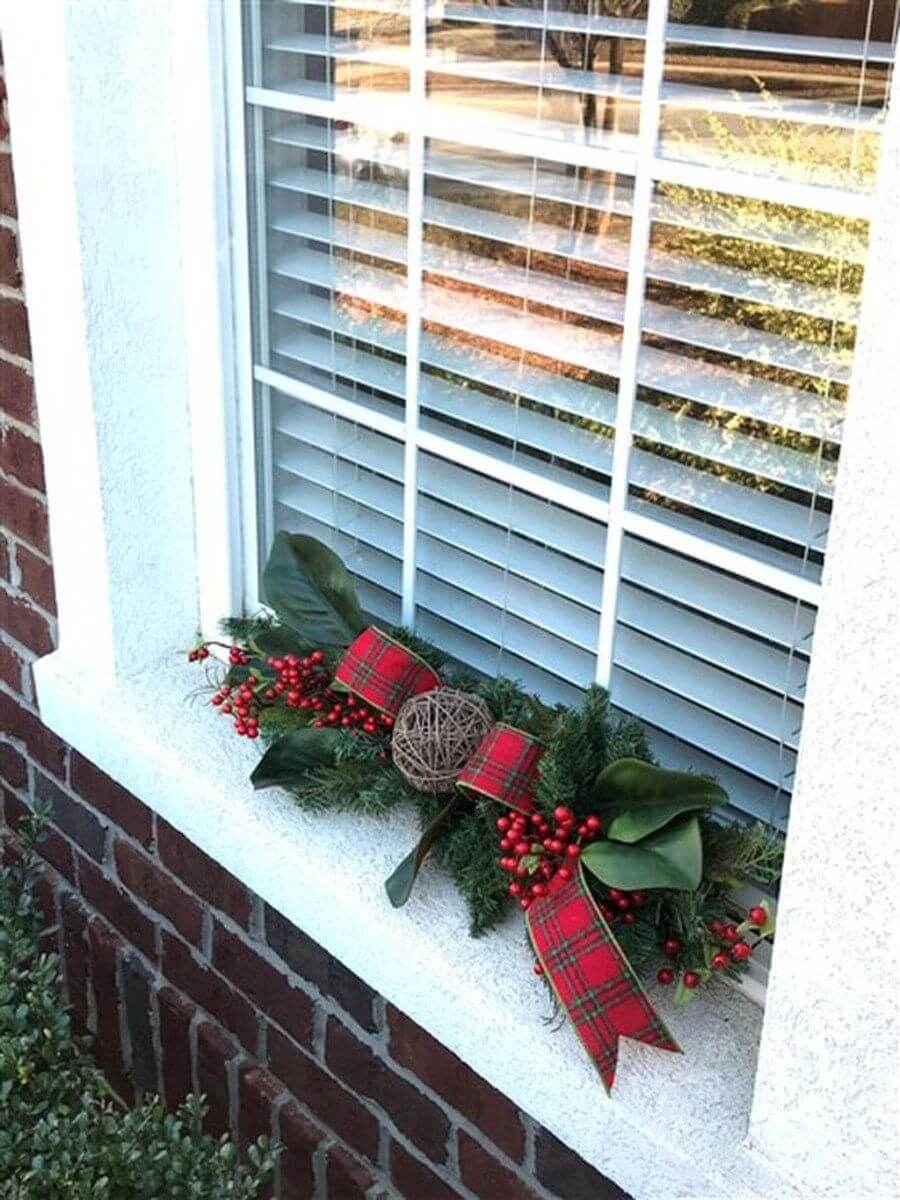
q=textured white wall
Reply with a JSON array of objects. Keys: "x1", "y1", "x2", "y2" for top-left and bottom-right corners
[{"x1": 748, "y1": 73, "x2": 900, "y2": 1200}]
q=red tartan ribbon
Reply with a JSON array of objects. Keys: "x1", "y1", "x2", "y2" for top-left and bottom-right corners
[
  {"x1": 334, "y1": 627, "x2": 443, "y2": 717},
  {"x1": 527, "y1": 867, "x2": 681, "y2": 1092},
  {"x1": 456, "y1": 724, "x2": 540, "y2": 814},
  {"x1": 337, "y1": 627, "x2": 678, "y2": 1091}
]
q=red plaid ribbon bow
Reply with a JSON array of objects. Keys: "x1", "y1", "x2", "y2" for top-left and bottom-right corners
[{"x1": 335, "y1": 627, "x2": 680, "y2": 1092}]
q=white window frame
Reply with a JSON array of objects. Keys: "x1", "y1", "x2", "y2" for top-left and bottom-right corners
[{"x1": 2, "y1": 3, "x2": 896, "y2": 1197}]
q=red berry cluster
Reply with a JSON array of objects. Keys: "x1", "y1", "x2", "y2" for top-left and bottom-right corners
[
  {"x1": 656, "y1": 903, "x2": 769, "y2": 989},
  {"x1": 496, "y1": 805, "x2": 603, "y2": 912},
  {"x1": 597, "y1": 886, "x2": 647, "y2": 927},
  {"x1": 193, "y1": 642, "x2": 393, "y2": 745},
  {"x1": 210, "y1": 678, "x2": 260, "y2": 738}
]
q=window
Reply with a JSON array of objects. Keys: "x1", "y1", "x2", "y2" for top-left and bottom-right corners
[{"x1": 233, "y1": 0, "x2": 897, "y2": 843}]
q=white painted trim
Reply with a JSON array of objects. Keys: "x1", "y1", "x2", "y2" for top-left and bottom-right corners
[
  {"x1": 400, "y1": 2, "x2": 427, "y2": 627},
  {"x1": 595, "y1": 0, "x2": 668, "y2": 689},
  {"x1": 173, "y1": 0, "x2": 243, "y2": 640}
]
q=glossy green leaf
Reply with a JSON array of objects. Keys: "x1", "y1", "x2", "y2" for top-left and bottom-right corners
[
  {"x1": 596, "y1": 758, "x2": 727, "y2": 843},
  {"x1": 250, "y1": 728, "x2": 343, "y2": 790},
  {"x1": 581, "y1": 816, "x2": 703, "y2": 891},
  {"x1": 262, "y1": 532, "x2": 366, "y2": 647},
  {"x1": 385, "y1": 796, "x2": 461, "y2": 908}
]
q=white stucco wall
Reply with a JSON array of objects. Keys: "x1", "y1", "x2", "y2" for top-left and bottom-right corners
[{"x1": 748, "y1": 72, "x2": 900, "y2": 1200}]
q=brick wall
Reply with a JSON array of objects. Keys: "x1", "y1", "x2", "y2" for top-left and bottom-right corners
[{"x1": 0, "y1": 57, "x2": 630, "y2": 1200}]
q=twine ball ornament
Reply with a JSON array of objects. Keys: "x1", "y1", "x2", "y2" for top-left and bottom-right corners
[{"x1": 391, "y1": 688, "x2": 493, "y2": 794}]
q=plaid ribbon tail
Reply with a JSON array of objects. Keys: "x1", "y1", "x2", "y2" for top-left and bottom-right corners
[{"x1": 526, "y1": 866, "x2": 681, "y2": 1093}]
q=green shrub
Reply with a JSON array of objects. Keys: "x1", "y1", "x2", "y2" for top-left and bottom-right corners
[{"x1": 0, "y1": 806, "x2": 278, "y2": 1199}]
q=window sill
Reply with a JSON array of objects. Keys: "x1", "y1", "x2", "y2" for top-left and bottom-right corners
[{"x1": 34, "y1": 649, "x2": 789, "y2": 1200}]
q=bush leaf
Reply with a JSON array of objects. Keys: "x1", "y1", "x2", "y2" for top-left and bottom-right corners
[
  {"x1": 581, "y1": 816, "x2": 703, "y2": 891},
  {"x1": 250, "y1": 728, "x2": 343, "y2": 790},
  {"x1": 263, "y1": 532, "x2": 366, "y2": 647},
  {"x1": 596, "y1": 758, "x2": 727, "y2": 843},
  {"x1": 385, "y1": 796, "x2": 461, "y2": 908}
]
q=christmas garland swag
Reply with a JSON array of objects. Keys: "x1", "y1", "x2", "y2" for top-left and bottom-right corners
[{"x1": 189, "y1": 533, "x2": 781, "y2": 1092}]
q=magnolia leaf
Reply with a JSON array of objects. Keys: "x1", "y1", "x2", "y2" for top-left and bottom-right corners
[
  {"x1": 385, "y1": 796, "x2": 461, "y2": 908},
  {"x1": 596, "y1": 759, "x2": 727, "y2": 843},
  {"x1": 581, "y1": 816, "x2": 703, "y2": 891},
  {"x1": 250, "y1": 728, "x2": 343, "y2": 790},
  {"x1": 263, "y1": 532, "x2": 366, "y2": 647}
]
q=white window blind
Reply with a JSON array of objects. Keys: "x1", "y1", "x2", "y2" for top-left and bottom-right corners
[{"x1": 235, "y1": 0, "x2": 898, "y2": 841}]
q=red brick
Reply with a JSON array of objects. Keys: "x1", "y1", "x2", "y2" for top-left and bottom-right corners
[
  {"x1": 196, "y1": 1019, "x2": 237, "y2": 1138},
  {"x1": 115, "y1": 839, "x2": 201, "y2": 945},
  {"x1": 0, "y1": 297, "x2": 30, "y2": 359},
  {"x1": 161, "y1": 930, "x2": 258, "y2": 1053},
  {"x1": 77, "y1": 853, "x2": 157, "y2": 962},
  {"x1": 0, "y1": 154, "x2": 16, "y2": 218},
  {"x1": 157, "y1": 819, "x2": 251, "y2": 928},
  {"x1": 87, "y1": 917, "x2": 134, "y2": 1105},
  {"x1": 0, "y1": 690, "x2": 66, "y2": 776},
  {"x1": 267, "y1": 1024, "x2": 379, "y2": 1162},
  {"x1": 15, "y1": 544, "x2": 54, "y2": 614},
  {"x1": 0, "y1": 477, "x2": 48, "y2": 554},
  {"x1": 34, "y1": 771, "x2": 105, "y2": 862},
  {"x1": 458, "y1": 1133, "x2": 541, "y2": 1200},
  {"x1": 0, "y1": 226, "x2": 19, "y2": 287},
  {"x1": 0, "y1": 358, "x2": 34, "y2": 424},
  {"x1": 387, "y1": 1004, "x2": 525, "y2": 1162},
  {"x1": 70, "y1": 754, "x2": 151, "y2": 847},
  {"x1": 0, "y1": 638, "x2": 23, "y2": 691},
  {"x1": 390, "y1": 1140, "x2": 465, "y2": 1200},
  {"x1": 277, "y1": 1101, "x2": 322, "y2": 1200},
  {"x1": 0, "y1": 739, "x2": 26, "y2": 788},
  {"x1": 213, "y1": 921, "x2": 313, "y2": 1048},
  {"x1": 326, "y1": 1145, "x2": 375, "y2": 1200},
  {"x1": 3, "y1": 787, "x2": 74, "y2": 882},
  {"x1": 158, "y1": 985, "x2": 194, "y2": 1109},
  {"x1": 265, "y1": 904, "x2": 379, "y2": 1032},
  {"x1": 326, "y1": 1017, "x2": 449, "y2": 1165},
  {"x1": 61, "y1": 890, "x2": 90, "y2": 1035},
  {"x1": 0, "y1": 425, "x2": 43, "y2": 492},
  {"x1": 238, "y1": 1065, "x2": 281, "y2": 1152},
  {"x1": 534, "y1": 1127, "x2": 631, "y2": 1200},
  {"x1": 0, "y1": 587, "x2": 53, "y2": 655}
]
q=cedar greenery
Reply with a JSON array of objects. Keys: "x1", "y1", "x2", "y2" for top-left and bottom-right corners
[{"x1": 0, "y1": 807, "x2": 278, "y2": 1199}]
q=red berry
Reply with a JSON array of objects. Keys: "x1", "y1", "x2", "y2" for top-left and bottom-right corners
[
  {"x1": 509, "y1": 882, "x2": 522, "y2": 897},
  {"x1": 608, "y1": 889, "x2": 624, "y2": 901},
  {"x1": 711, "y1": 952, "x2": 730, "y2": 970},
  {"x1": 577, "y1": 823, "x2": 589, "y2": 838},
  {"x1": 615, "y1": 896, "x2": 630, "y2": 911},
  {"x1": 548, "y1": 840, "x2": 564, "y2": 855},
  {"x1": 622, "y1": 912, "x2": 636, "y2": 925},
  {"x1": 532, "y1": 883, "x2": 547, "y2": 898},
  {"x1": 722, "y1": 925, "x2": 739, "y2": 942},
  {"x1": 585, "y1": 814, "x2": 602, "y2": 832},
  {"x1": 662, "y1": 937, "x2": 680, "y2": 956},
  {"x1": 731, "y1": 941, "x2": 752, "y2": 962},
  {"x1": 311, "y1": 650, "x2": 324, "y2": 663},
  {"x1": 748, "y1": 906, "x2": 768, "y2": 927},
  {"x1": 630, "y1": 892, "x2": 645, "y2": 907},
  {"x1": 657, "y1": 968, "x2": 674, "y2": 985},
  {"x1": 513, "y1": 841, "x2": 530, "y2": 857},
  {"x1": 553, "y1": 805, "x2": 573, "y2": 823},
  {"x1": 557, "y1": 867, "x2": 572, "y2": 881},
  {"x1": 565, "y1": 844, "x2": 581, "y2": 859},
  {"x1": 533, "y1": 962, "x2": 544, "y2": 975},
  {"x1": 497, "y1": 816, "x2": 510, "y2": 832},
  {"x1": 683, "y1": 971, "x2": 701, "y2": 989},
  {"x1": 708, "y1": 919, "x2": 724, "y2": 935}
]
